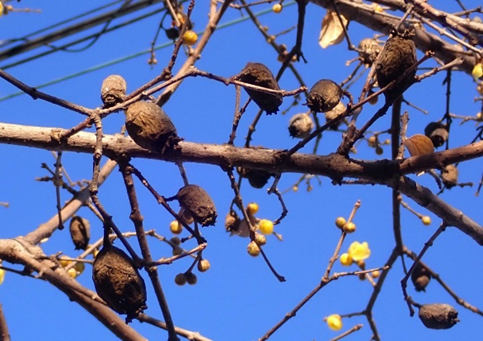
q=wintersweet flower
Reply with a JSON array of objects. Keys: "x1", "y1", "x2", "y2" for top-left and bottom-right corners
[
  {"x1": 326, "y1": 314, "x2": 343, "y2": 331},
  {"x1": 348, "y1": 241, "x2": 371, "y2": 261}
]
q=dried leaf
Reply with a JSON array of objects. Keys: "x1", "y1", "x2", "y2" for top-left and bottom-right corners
[
  {"x1": 404, "y1": 134, "x2": 434, "y2": 157},
  {"x1": 319, "y1": 10, "x2": 348, "y2": 49}
]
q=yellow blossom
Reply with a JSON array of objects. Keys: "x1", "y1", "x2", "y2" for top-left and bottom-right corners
[
  {"x1": 348, "y1": 241, "x2": 371, "y2": 261},
  {"x1": 326, "y1": 314, "x2": 343, "y2": 331}
]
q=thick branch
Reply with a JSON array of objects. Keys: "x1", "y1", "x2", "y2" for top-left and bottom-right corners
[
  {"x1": 0, "y1": 239, "x2": 145, "y2": 341},
  {"x1": 311, "y1": 0, "x2": 476, "y2": 75},
  {"x1": 0, "y1": 123, "x2": 482, "y2": 244}
]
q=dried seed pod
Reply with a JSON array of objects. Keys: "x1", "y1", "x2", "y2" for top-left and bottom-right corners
[
  {"x1": 375, "y1": 28, "x2": 417, "y2": 103},
  {"x1": 225, "y1": 211, "x2": 241, "y2": 234},
  {"x1": 411, "y1": 263, "x2": 431, "y2": 292},
  {"x1": 441, "y1": 164, "x2": 458, "y2": 188},
  {"x1": 358, "y1": 38, "x2": 382, "y2": 66},
  {"x1": 69, "y1": 216, "x2": 90, "y2": 250},
  {"x1": 125, "y1": 101, "x2": 181, "y2": 152},
  {"x1": 238, "y1": 167, "x2": 272, "y2": 189},
  {"x1": 101, "y1": 75, "x2": 127, "y2": 107},
  {"x1": 288, "y1": 113, "x2": 314, "y2": 138},
  {"x1": 324, "y1": 101, "x2": 346, "y2": 130},
  {"x1": 424, "y1": 122, "x2": 448, "y2": 148},
  {"x1": 92, "y1": 244, "x2": 147, "y2": 323},
  {"x1": 177, "y1": 184, "x2": 217, "y2": 226},
  {"x1": 419, "y1": 303, "x2": 459, "y2": 329},
  {"x1": 236, "y1": 62, "x2": 282, "y2": 114},
  {"x1": 306, "y1": 79, "x2": 343, "y2": 113}
]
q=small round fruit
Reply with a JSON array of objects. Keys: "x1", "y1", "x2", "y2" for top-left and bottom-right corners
[
  {"x1": 172, "y1": 247, "x2": 183, "y2": 256},
  {"x1": 59, "y1": 256, "x2": 72, "y2": 268},
  {"x1": 186, "y1": 272, "x2": 198, "y2": 285},
  {"x1": 170, "y1": 236, "x2": 181, "y2": 246},
  {"x1": 247, "y1": 241, "x2": 261, "y2": 257},
  {"x1": 335, "y1": 217, "x2": 346, "y2": 228},
  {"x1": 375, "y1": 146, "x2": 383, "y2": 155},
  {"x1": 175, "y1": 273, "x2": 187, "y2": 286},
  {"x1": 170, "y1": 220, "x2": 183, "y2": 234},
  {"x1": 74, "y1": 261, "x2": 85, "y2": 274},
  {"x1": 197, "y1": 259, "x2": 211, "y2": 272},
  {"x1": 182, "y1": 30, "x2": 198, "y2": 46},
  {"x1": 258, "y1": 219, "x2": 274, "y2": 235},
  {"x1": 372, "y1": 270, "x2": 381, "y2": 279},
  {"x1": 326, "y1": 314, "x2": 343, "y2": 331},
  {"x1": 272, "y1": 3, "x2": 282, "y2": 13},
  {"x1": 343, "y1": 222, "x2": 356, "y2": 233},
  {"x1": 367, "y1": 135, "x2": 377, "y2": 147},
  {"x1": 254, "y1": 233, "x2": 267, "y2": 246},
  {"x1": 421, "y1": 216, "x2": 431, "y2": 226},
  {"x1": 247, "y1": 202, "x2": 259, "y2": 215},
  {"x1": 67, "y1": 268, "x2": 78, "y2": 279},
  {"x1": 339, "y1": 253, "x2": 353, "y2": 266}
]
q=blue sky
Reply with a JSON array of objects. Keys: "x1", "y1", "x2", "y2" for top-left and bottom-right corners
[{"x1": 1, "y1": 1, "x2": 482, "y2": 340}]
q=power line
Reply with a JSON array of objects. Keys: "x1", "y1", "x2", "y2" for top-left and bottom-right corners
[
  {"x1": 0, "y1": 0, "x2": 164, "y2": 63},
  {"x1": 0, "y1": 2, "x2": 295, "y2": 102}
]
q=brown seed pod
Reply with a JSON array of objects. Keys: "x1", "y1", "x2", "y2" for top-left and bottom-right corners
[
  {"x1": 177, "y1": 184, "x2": 217, "y2": 226},
  {"x1": 441, "y1": 164, "x2": 459, "y2": 188},
  {"x1": 411, "y1": 263, "x2": 431, "y2": 292},
  {"x1": 236, "y1": 62, "x2": 283, "y2": 114},
  {"x1": 375, "y1": 28, "x2": 417, "y2": 103},
  {"x1": 424, "y1": 122, "x2": 448, "y2": 148},
  {"x1": 92, "y1": 244, "x2": 147, "y2": 323},
  {"x1": 69, "y1": 216, "x2": 90, "y2": 250},
  {"x1": 238, "y1": 167, "x2": 272, "y2": 189},
  {"x1": 101, "y1": 75, "x2": 127, "y2": 107},
  {"x1": 225, "y1": 211, "x2": 241, "y2": 234},
  {"x1": 358, "y1": 38, "x2": 382, "y2": 66},
  {"x1": 306, "y1": 79, "x2": 343, "y2": 113},
  {"x1": 288, "y1": 113, "x2": 314, "y2": 138},
  {"x1": 125, "y1": 101, "x2": 181, "y2": 152},
  {"x1": 418, "y1": 303, "x2": 459, "y2": 330}
]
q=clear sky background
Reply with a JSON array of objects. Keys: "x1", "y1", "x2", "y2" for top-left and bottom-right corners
[{"x1": 1, "y1": 1, "x2": 482, "y2": 340}]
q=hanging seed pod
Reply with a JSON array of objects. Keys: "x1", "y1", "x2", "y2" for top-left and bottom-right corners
[
  {"x1": 411, "y1": 263, "x2": 431, "y2": 292},
  {"x1": 441, "y1": 164, "x2": 459, "y2": 188},
  {"x1": 375, "y1": 27, "x2": 417, "y2": 103},
  {"x1": 225, "y1": 211, "x2": 241, "y2": 234},
  {"x1": 238, "y1": 167, "x2": 273, "y2": 189},
  {"x1": 324, "y1": 101, "x2": 346, "y2": 130},
  {"x1": 165, "y1": 27, "x2": 180, "y2": 40},
  {"x1": 69, "y1": 216, "x2": 91, "y2": 250},
  {"x1": 101, "y1": 75, "x2": 127, "y2": 107},
  {"x1": 177, "y1": 184, "x2": 217, "y2": 226},
  {"x1": 92, "y1": 244, "x2": 147, "y2": 323},
  {"x1": 358, "y1": 38, "x2": 382, "y2": 66},
  {"x1": 424, "y1": 122, "x2": 448, "y2": 148},
  {"x1": 306, "y1": 79, "x2": 343, "y2": 113},
  {"x1": 288, "y1": 113, "x2": 314, "y2": 138},
  {"x1": 235, "y1": 62, "x2": 283, "y2": 114},
  {"x1": 419, "y1": 303, "x2": 459, "y2": 330},
  {"x1": 125, "y1": 101, "x2": 181, "y2": 152}
]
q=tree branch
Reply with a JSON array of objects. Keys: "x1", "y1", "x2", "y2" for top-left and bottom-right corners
[{"x1": 1, "y1": 122, "x2": 481, "y2": 245}]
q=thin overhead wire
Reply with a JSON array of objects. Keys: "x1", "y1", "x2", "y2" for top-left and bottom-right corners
[
  {"x1": 0, "y1": 0, "x2": 164, "y2": 63},
  {"x1": 0, "y1": 2, "x2": 295, "y2": 102},
  {"x1": 0, "y1": 0, "x2": 127, "y2": 49}
]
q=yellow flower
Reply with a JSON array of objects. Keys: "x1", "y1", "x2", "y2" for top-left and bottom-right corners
[
  {"x1": 473, "y1": 63, "x2": 483, "y2": 82},
  {"x1": 339, "y1": 253, "x2": 353, "y2": 266},
  {"x1": 326, "y1": 314, "x2": 343, "y2": 331},
  {"x1": 0, "y1": 268, "x2": 5, "y2": 285},
  {"x1": 348, "y1": 241, "x2": 371, "y2": 261}
]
